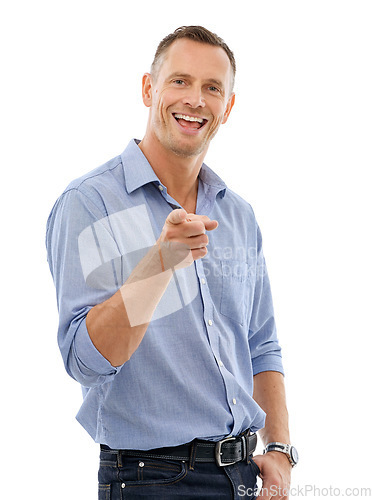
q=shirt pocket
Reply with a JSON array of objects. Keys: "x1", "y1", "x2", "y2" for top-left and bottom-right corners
[{"x1": 220, "y1": 259, "x2": 252, "y2": 325}]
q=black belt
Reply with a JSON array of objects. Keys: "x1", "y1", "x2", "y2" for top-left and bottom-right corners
[{"x1": 101, "y1": 430, "x2": 257, "y2": 467}]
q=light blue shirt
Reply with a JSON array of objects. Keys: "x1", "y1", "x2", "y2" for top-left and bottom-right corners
[{"x1": 46, "y1": 139, "x2": 284, "y2": 450}]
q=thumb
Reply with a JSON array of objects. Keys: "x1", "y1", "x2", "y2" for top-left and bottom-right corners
[
  {"x1": 251, "y1": 454, "x2": 264, "y2": 477},
  {"x1": 165, "y1": 208, "x2": 187, "y2": 226}
]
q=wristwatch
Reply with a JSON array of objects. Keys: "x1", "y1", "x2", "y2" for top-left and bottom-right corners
[{"x1": 264, "y1": 442, "x2": 299, "y2": 467}]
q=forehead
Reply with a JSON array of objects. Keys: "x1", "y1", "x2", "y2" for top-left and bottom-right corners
[{"x1": 158, "y1": 38, "x2": 232, "y2": 85}]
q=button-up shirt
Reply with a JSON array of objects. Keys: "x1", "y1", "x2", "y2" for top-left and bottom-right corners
[{"x1": 46, "y1": 139, "x2": 284, "y2": 450}]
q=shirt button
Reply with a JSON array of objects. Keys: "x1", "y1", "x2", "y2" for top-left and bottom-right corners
[
  {"x1": 232, "y1": 398, "x2": 237, "y2": 405},
  {"x1": 201, "y1": 278, "x2": 206, "y2": 285},
  {"x1": 121, "y1": 483, "x2": 126, "y2": 489},
  {"x1": 208, "y1": 319, "x2": 213, "y2": 326},
  {"x1": 158, "y1": 185, "x2": 164, "y2": 191},
  {"x1": 139, "y1": 461, "x2": 144, "y2": 468},
  {"x1": 218, "y1": 360, "x2": 223, "y2": 367}
]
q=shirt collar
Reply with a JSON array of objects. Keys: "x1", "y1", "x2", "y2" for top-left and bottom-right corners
[
  {"x1": 198, "y1": 162, "x2": 227, "y2": 199},
  {"x1": 121, "y1": 138, "x2": 227, "y2": 198},
  {"x1": 121, "y1": 139, "x2": 160, "y2": 194}
]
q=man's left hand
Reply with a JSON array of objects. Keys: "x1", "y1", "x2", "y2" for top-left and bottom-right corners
[{"x1": 253, "y1": 451, "x2": 292, "y2": 500}]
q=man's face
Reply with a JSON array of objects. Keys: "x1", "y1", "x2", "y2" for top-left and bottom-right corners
[{"x1": 143, "y1": 39, "x2": 235, "y2": 158}]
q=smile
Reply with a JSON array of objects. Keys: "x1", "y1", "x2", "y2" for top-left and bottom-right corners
[{"x1": 172, "y1": 113, "x2": 208, "y2": 132}]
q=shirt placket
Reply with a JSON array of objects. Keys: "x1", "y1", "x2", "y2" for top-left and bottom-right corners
[
  {"x1": 195, "y1": 257, "x2": 243, "y2": 433},
  {"x1": 158, "y1": 180, "x2": 241, "y2": 429}
]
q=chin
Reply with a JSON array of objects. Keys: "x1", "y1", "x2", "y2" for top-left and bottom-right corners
[
  {"x1": 169, "y1": 143, "x2": 206, "y2": 158},
  {"x1": 167, "y1": 135, "x2": 209, "y2": 158}
]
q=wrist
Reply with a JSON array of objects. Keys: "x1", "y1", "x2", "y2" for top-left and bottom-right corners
[{"x1": 265, "y1": 450, "x2": 292, "y2": 470}]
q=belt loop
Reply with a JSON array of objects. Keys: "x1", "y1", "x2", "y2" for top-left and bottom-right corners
[
  {"x1": 188, "y1": 441, "x2": 197, "y2": 471},
  {"x1": 117, "y1": 449, "x2": 122, "y2": 468}
]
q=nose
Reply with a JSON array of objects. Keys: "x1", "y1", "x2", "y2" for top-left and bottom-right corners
[{"x1": 182, "y1": 85, "x2": 205, "y2": 109}]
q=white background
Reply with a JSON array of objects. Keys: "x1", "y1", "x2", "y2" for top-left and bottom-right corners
[{"x1": 1, "y1": 1, "x2": 371, "y2": 498}]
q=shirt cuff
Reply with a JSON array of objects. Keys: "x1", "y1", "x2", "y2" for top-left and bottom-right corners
[
  {"x1": 74, "y1": 317, "x2": 120, "y2": 376},
  {"x1": 252, "y1": 354, "x2": 285, "y2": 377}
]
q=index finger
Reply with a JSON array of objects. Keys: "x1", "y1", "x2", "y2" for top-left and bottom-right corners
[{"x1": 186, "y1": 213, "x2": 218, "y2": 231}]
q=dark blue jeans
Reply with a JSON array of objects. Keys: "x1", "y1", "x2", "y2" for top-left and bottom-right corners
[{"x1": 98, "y1": 445, "x2": 260, "y2": 499}]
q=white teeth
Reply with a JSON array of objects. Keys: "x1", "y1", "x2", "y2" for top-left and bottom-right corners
[{"x1": 174, "y1": 114, "x2": 204, "y2": 123}]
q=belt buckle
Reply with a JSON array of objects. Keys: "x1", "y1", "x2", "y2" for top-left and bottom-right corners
[{"x1": 215, "y1": 436, "x2": 241, "y2": 467}]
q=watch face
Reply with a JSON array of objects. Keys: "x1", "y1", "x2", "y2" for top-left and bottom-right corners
[{"x1": 290, "y1": 446, "x2": 299, "y2": 464}]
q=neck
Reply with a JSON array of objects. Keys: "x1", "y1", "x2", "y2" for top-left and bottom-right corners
[{"x1": 138, "y1": 132, "x2": 208, "y2": 214}]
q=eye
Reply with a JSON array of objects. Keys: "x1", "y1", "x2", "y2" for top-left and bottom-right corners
[
  {"x1": 174, "y1": 79, "x2": 185, "y2": 85},
  {"x1": 208, "y1": 85, "x2": 222, "y2": 94}
]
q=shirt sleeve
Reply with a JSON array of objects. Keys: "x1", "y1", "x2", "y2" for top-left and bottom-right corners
[
  {"x1": 46, "y1": 188, "x2": 124, "y2": 387},
  {"x1": 248, "y1": 223, "x2": 284, "y2": 376}
]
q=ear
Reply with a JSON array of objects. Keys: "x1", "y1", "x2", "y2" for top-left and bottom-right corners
[
  {"x1": 142, "y1": 73, "x2": 153, "y2": 107},
  {"x1": 221, "y1": 93, "x2": 235, "y2": 124}
]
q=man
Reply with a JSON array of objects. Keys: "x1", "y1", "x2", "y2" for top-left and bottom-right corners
[{"x1": 46, "y1": 26, "x2": 297, "y2": 499}]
